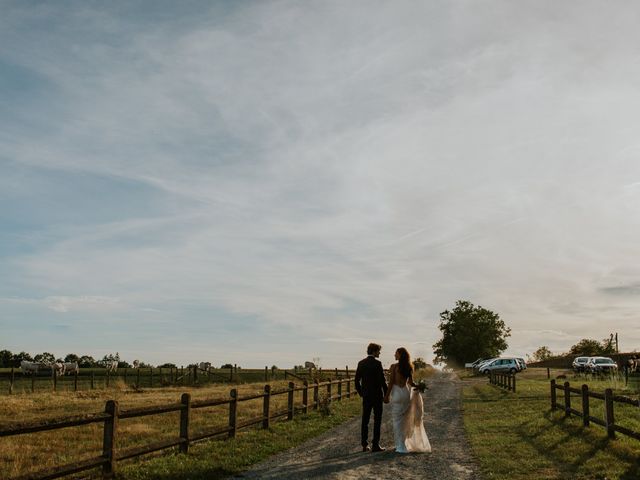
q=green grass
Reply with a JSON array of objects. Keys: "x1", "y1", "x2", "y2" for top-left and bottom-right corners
[
  {"x1": 462, "y1": 370, "x2": 640, "y2": 480},
  {"x1": 117, "y1": 396, "x2": 361, "y2": 480}
]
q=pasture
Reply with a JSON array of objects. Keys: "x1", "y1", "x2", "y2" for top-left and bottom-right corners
[
  {"x1": 462, "y1": 367, "x2": 640, "y2": 480},
  {"x1": 0, "y1": 366, "x2": 348, "y2": 395},
  {"x1": 0, "y1": 375, "x2": 356, "y2": 479}
]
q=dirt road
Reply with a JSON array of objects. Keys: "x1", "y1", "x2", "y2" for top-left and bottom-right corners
[{"x1": 236, "y1": 373, "x2": 481, "y2": 479}]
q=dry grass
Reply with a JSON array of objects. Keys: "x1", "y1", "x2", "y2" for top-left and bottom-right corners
[{"x1": 0, "y1": 380, "x2": 310, "y2": 479}]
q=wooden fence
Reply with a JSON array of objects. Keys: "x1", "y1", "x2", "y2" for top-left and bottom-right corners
[
  {"x1": 488, "y1": 371, "x2": 517, "y2": 392},
  {"x1": 1, "y1": 377, "x2": 355, "y2": 480},
  {"x1": 550, "y1": 379, "x2": 640, "y2": 441},
  {"x1": 1, "y1": 366, "x2": 353, "y2": 395}
]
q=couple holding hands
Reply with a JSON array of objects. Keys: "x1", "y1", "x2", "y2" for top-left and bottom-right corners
[{"x1": 354, "y1": 343, "x2": 431, "y2": 454}]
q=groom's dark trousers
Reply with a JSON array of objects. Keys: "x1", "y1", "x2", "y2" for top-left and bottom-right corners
[{"x1": 355, "y1": 355, "x2": 388, "y2": 448}]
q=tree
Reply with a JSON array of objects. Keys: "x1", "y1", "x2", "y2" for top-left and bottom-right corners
[
  {"x1": 413, "y1": 357, "x2": 428, "y2": 370},
  {"x1": 78, "y1": 355, "x2": 96, "y2": 368},
  {"x1": 531, "y1": 346, "x2": 553, "y2": 362},
  {"x1": 433, "y1": 300, "x2": 511, "y2": 367},
  {"x1": 13, "y1": 351, "x2": 33, "y2": 365},
  {"x1": 0, "y1": 350, "x2": 13, "y2": 368},
  {"x1": 64, "y1": 353, "x2": 80, "y2": 363},
  {"x1": 34, "y1": 352, "x2": 56, "y2": 364},
  {"x1": 221, "y1": 363, "x2": 233, "y2": 369},
  {"x1": 569, "y1": 338, "x2": 615, "y2": 356},
  {"x1": 158, "y1": 363, "x2": 177, "y2": 368}
]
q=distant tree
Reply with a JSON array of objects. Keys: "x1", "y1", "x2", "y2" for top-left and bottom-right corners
[
  {"x1": 221, "y1": 363, "x2": 233, "y2": 369},
  {"x1": 413, "y1": 357, "x2": 428, "y2": 370},
  {"x1": 271, "y1": 365, "x2": 278, "y2": 372},
  {"x1": 78, "y1": 355, "x2": 97, "y2": 368},
  {"x1": 433, "y1": 300, "x2": 511, "y2": 367},
  {"x1": 34, "y1": 352, "x2": 56, "y2": 364},
  {"x1": 0, "y1": 350, "x2": 13, "y2": 368},
  {"x1": 64, "y1": 353, "x2": 80, "y2": 363},
  {"x1": 118, "y1": 360, "x2": 131, "y2": 368},
  {"x1": 13, "y1": 351, "x2": 34, "y2": 365},
  {"x1": 158, "y1": 363, "x2": 177, "y2": 368},
  {"x1": 531, "y1": 346, "x2": 553, "y2": 362},
  {"x1": 569, "y1": 338, "x2": 614, "y2": 356}
]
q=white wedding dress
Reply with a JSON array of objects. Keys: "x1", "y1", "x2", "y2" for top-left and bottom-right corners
[{"x1": 389, "y1": 382, "x2": 431, "y2": 453}]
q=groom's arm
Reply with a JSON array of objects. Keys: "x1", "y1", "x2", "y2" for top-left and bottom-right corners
[{"x1": 355, "y1": 363, "x2": 363, "y2": 397}]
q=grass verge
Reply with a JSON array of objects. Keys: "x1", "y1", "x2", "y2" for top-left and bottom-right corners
[
  {"x1": 117, "y1": 396, "x2": 361, "y2": 480},
  {"x1": 462, "y1": 369, "x2": 640, "y2": 480}
]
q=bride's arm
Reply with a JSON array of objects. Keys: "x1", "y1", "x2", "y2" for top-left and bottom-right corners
[{"x1": 384, "y1": 364, "x2": 394, "y2": 403}]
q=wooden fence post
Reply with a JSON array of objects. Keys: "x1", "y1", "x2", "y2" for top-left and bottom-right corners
[
  {"x1": 234, "y1": 364, "x2": 238, "y2": 382},
  {"x1": 327, "y1": 381, "x2": 332, "y2": 403},
  {"x1": 346, "y1": 365, "x2": 350, "y2": 378},
  {"x1": 91, "y1": 372, "x2": 95, "y2": 390},
  {"x1": 335, "y1": 367, "x2": 338, "y2": 379},
  {"x1": 263, "y1": 385, "x2": 271, "y2": 429},
  {"x1": 550, "y1": 379, "x2": 556, "y2": 410},
  {"x1": 314, "y1": 380, "x2": 319, "y2": 410},
  {"x1": 347, "y1": 378, "x2": 351, "y2": 398},
  {"x1": 229, "y1": 366, "x2": 233, "y2": 382},
  {"x1": 513, "y1": 374, "x2": 517, "y2": 393},
  {"x1": 265, "y1": 366, "x2": 268, "y2": 382},
  {"x1": 303, "y1": 381, "x2": 309, "y2": 414},
  {"x1": 604, "y1": 388, "x2": 615, "y2": 438},
  {"x1": 136, "y1": 368, "x2": 141, "y2": 388},
  {"x1": 52, "y1": 367, "x2": 57, "y2": 392},
  {"x1": 337, "y1": 379, "x2": 342, "y2": 400},
  {"x1": 31, "y1": 373, "x2": 35, "y2": 393},
  {"x1": 74, "y1": 371, "x2": 78, "y2": 392},
  {"x1": 124, "y1": 368, "x2": 127, "y2": 385},
  {"x1": 287, "y1": 382, "x2": 295, "y2": 420},
  {"x1": 564, "y1": 382, "x2": 571, "y2": 417},
  {"x1": 547, "y1": 367, "x2": 550, "y2": 379},
  {"x1": 180, "y1": 393, "x2": 191, "y2": 453},
  {"x1": 581, "y1": 384, "x2": 590, "y2": 427},
  {"x1": 229, "y1": 388, "x2": 237, "y2": 438},
  {"x1": 9, "y1": 367, "x2": 14, "y2": 395},
  {"x1": 102, "y1": 400, "x2": 119, "y2": 478}
]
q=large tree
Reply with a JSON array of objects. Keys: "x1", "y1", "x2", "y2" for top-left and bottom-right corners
[
  {"x1": 433, "y1": 300, "x2": 511, "y2": 367},
  {"x1": 569, "y1": 338, "x2": 615, "y2": 356},
  {"x1": 531, "y1": 346, "x2": 553, "y2": 362}
]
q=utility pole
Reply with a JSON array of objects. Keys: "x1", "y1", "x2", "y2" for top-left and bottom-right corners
[{"x1": 615, "y1": 332, "x2": 619, "y2": 353}]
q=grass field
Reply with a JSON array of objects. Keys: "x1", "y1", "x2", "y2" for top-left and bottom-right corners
[
  {"x1": 0, "y1": 378, "x2": 358, "y2": 479},
  {"x1": 462, "y1": 368, "x2": 640, "y2": 480}
]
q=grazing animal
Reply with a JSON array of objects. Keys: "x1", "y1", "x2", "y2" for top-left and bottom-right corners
[
  {"x1": 132, "y1": 360, "x2": 140, "y2": 369},
  {"x1": 63, "y1": 362, "x2": 79, "y2": 375},
  {"x1": 304, "y1": 361, "x2": 316, "y2": 369},
  {"x1": 199, "y1": 362, "x2": 211, "y2": 371},
  {"x1": 556, "y1": 374, "x2": 567, "y2": 380},
  {"x1": 20, "y1": 360, "x2": 41, "y2": 375},
  {"x1": 52, "y1": 362, "x2": 65, "y2": 377},
  {"x1": 105, "y1": 360, "x2": 118, "y2": 373},
  {"x1": 627, "y1": 357, "x2": 640, "y2": 373}
]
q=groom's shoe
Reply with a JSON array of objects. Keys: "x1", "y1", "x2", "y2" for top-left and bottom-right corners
[
  {"x1": 371, "y1": 445, "x2": 386, "y2": 452},
  {"x1": 362, "y1": 446, "x2": 371, "y2": 452}
]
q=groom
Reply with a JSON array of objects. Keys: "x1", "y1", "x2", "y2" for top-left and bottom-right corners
[{"x1": 355, "y1": 342, "x2": 388, "y2": 452}]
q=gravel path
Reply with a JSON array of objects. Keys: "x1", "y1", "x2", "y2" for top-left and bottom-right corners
[{"x1": 236, "y1": 373, "x2": 482, "y2": 480}]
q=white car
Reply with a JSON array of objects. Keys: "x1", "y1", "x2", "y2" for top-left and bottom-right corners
[
  {"x1": 585, "y1": 357, "x2": 618, "y2": 374},
  {"x1": 572, "y1": 356, "x2": 591, "y2": 372},
  {"x1": 473, "y1": 357, "x2": 498, "y2": 372},
  {"x1": 479, "y1": 358, "x2": 520, "y2": 375},
  {"x1": 465, "y1": 358, "x2": 487, "y2": 369}
]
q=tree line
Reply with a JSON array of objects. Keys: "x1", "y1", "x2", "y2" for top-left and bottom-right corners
[{"x1": 0, "y1": 350, "x2": 163, "y2": 369}]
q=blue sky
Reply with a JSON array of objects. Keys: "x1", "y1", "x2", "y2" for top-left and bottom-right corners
[{"x1": 2, "y1": 1, "x2": 640, "y2": 368}]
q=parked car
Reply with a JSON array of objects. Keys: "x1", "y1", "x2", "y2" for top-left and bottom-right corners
[
  {"x1": 479, "y1": 358, "x2": 520, "y2": 375},
  {"x1": 572, "y1": 356, "x2": 591, "y2": 372},
  {"x1": 585, "y1": 357, "x2": 618, "y2": 374},
  {"x1": 474, "y1": 357, "x2": 498, "y2": 372},
  {"x1": 514, "y1": 358, "x2": 527, "y2": 370},
  {"x1": 465, "y1": 358, "x2": 487, "y2": 369}
]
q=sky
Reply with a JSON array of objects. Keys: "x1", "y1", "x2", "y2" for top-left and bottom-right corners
[{"x1": 1, "y1": 1, "x2": 640, "y2": 368}]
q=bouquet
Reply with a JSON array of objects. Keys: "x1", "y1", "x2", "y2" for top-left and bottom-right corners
[{"x1": 413, "y1": 379, "x2": 428, "y2": 393}]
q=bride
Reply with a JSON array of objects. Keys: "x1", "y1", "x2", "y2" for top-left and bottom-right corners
[{"x1": 383, "y1": 347, "x2": 431, "y2": 453}]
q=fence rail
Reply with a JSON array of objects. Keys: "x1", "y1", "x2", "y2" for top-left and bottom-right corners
[
  {"x1": 488, "y1": 372, "x2": 517, "y2": 392},
  {"x1": 3, "y1": 377, "x2": 356, "y2": 480},
  {"x1": 1, "y1": 365, "x2": 353, "y2": 395},
  {"x1": 550, "y1": 379, "x2": 640, "y2": 441}
]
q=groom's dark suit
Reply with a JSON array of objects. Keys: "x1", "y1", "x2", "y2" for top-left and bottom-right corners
[{"x1": 355, "y1": 355, "x2": 388, "y2": 448}]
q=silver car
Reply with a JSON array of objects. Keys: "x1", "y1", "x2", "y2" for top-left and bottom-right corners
[{"x1": 479, "y1": 358, "x2": 520, "y2": 375}]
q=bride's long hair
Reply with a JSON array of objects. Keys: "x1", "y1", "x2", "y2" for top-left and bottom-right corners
[{"x1": 396, "y1": 347, "x2": 413, "y2": 379}]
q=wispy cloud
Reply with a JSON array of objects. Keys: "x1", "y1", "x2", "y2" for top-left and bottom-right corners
[{"x1": 2, "y1": 1, "x2": 640, "y2": 366}]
